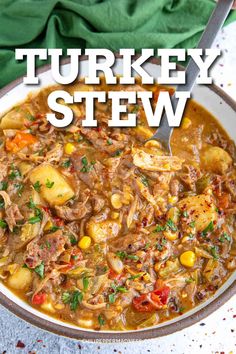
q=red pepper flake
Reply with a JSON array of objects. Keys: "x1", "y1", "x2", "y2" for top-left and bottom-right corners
[
  {"x1": 16, "y1": 340, "x2": 25, "y2": 348},
  {"x1": 233, "y1": 315, "x2": 236, "y2": 318},
  {"x1": 37, "y1": 340, "x2": 43, "y2": 343}
]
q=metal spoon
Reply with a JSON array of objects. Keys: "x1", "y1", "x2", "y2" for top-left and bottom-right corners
[{"x1": 150, "y1": 0, "x2": 234, "y2": 154}]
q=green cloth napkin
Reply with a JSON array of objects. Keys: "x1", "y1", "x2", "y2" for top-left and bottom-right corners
[{"x1": 0, "y1": 0, "x2": 235, "y2": 89}]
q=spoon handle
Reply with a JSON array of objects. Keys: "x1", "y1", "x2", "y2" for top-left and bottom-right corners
[
  {"x1": 179, "y1": 0, "x2": 234, "y2": 93},
  {"x1": 151, "y1": 0, "x2": 234, "y2": 152}
]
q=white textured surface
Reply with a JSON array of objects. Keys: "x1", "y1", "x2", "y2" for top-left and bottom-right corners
[{"x1": 0, "y1": 21, "x2": 235, "y2": 354}]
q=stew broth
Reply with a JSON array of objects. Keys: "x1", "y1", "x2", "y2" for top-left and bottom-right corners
[{"x1": 0, "y1": 81, "x2": 235, "y2": 331}]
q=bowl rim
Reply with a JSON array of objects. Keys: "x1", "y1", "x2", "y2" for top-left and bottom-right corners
[{"x1": 0, "y1": 56, "x2": 235, "y2": 342}]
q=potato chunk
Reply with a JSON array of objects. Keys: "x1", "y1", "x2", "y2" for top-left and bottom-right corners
[
  {"x1": 0, "y1": 110, "x2": 25, "y2": 130},
  {"x1": 29, "y1": 164, "x2": 74, "y2": 206},
  {"x1": 132, "y1": 148, "x2": 184, "y2": 172},
  {"x1": 178, "y1": 194, "x2": 217, "y2": 232},
  {"x1": 201, "y1": 146, "x2": 232, "y2": 174},
  {"x1": 87, "y1": 220, "x2": 120, "y2": 243},
  {"x1": 7, "y1": 267, "x2": 32, "y2": 290}
]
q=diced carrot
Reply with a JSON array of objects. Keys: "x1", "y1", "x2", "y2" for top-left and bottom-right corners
[{"x1": 6, "y1": 132, "x2": 37, "y2": 153}]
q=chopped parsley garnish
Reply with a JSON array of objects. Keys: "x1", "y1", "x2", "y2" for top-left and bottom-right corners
[
  {"x1": 107, "y1": 139, "x2": 113, "y2": 145},
  {"x1": 80, "y1": 155, "x2": 95, "y2": 173},
  {"x1": 108, "y1": 293, "x2": 116, "y2": 303},
  {"x1": 154, "y1": 219, "x2": 177, "y2": 233},
  {"x1": 189, "y1": 221, "x2": 196, "y2": 228},
  {"x1": 0, "y1": 197, "x2": 5, "y2": 209},
  {"x1": 28, "y1": 216, "x2": 41, "y2": 224},
  {"x1": 219, "y1": 232, "x2": 231, "y2": 243},
  {"x1": 27, "y1": 197, "x2": 36, "y2": 209},
  {"x1": 81, "y1": 156, "x2": 88, "y2": 166},
  {"x1": 182, "y1": 211, "x2": 189, "y2": 218},
  {"x1": 0, "y1": 181, "x2": 8, "y2": 191},
  {"x1": 45, "y1": 179, "x2": 54, "y2": 188},
  {"x1": 26, "y1": 113, "x2": 36, "y2": 122},
  {"x1": 115, "y1": 251, "x2": 126, "y2": 260},
  {"x1": 61, "y1": 159, "x2": 71, "y2": 168},
  {"x1": 153, "y1": 224, "x2": 166, "y2": 232},
  {"x1": 156, "y1": 237, "x2": 167, "y2": 251},
  {"x1": 166, "y1": 219, "x2": 178, "y2": 232},
  {"x1": 9, "y1": 166, "x2": 21, "y2": 180},
  {"x1": 116, "y1": 251, "x2": 139, "y2": 261},
  {"x1": 49, "y1": 225, "x2": 60, "y2": 233},
  {"x1": 83, "y1": 277, "x2": 89, "y2": 291},
  {"x1": 185, "y1": 278, "x2": 194, "y2": 284},
  {"x1": 33, "y1": 181, "x2": 41, "y2": 192},
  {"x1": 210, "y1": 246, "x2": 219, "y2": 259},
  {"x1": 98, "y1": 314, "x2": 105, "y2": 326},
  {"x1": 201, "y1": 221, "x2": 214, "y2": 237},
  {"x1": 0, "y1": 219, "x2": 7, "y2": 229},
  {"x1": 34, "y1": 262, "x2": 44, "y2": 279},
  {"x1": 77, "y1": 135, "x2": 83, "y2": 142},
  {"x1": 14, "y1": 183, "x2": 24, "y2": 197},
  {"x1": 140, "y1": 175, "x2": 149, "y2": 187},
  {"x1": 113, "y1": 149, "x2": 122, "y2": 157},
  {"x1": 108, "y1": 284, "x2": 128, "y2": 304},
  {"x1": 68, "y1": 234, "x2": 77, "y2": 246},
  {"x1": 62, "y1": 290, "x2": 83, "y2": 311},
  {"x1": 61, "y1": 291, "x2": 71, "y2": 304},
  {"x1": 126, "y1": 254, "x2": 139, "y2": 261},
  {"x1": 128, "y1": 273, "x2": 142, "y2": 280},
  {"x1": 45, "y1": 241, "x2": 51, "y2": 249}
]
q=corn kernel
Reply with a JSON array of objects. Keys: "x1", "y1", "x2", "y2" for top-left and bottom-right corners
[
  {"x1": 7, "y1": 263, "x2": 18, "y2": 275},
  {"x1": 181, "y1": 236, "x2": 190, "y2": 243},
  {"x1": 181, "y1": 291, "x2": 188, "y2": 298},
  {"x1": 182, "y1": 117, "x2": 192, "y2": 130},
  {"x1": 64, "y1": 142, "x2": 76, "y2": 155},
  {"x1": 41, "y1": 301, "x2": 56, "y2": 313},
  {"x1": 180, "y1": 250, "x2": 196, "y2": 267},
  {"x1": 168, "y1": 195, "x2": 178, "y2": 204},
  {"x1": 136, "y1": 263, "x2": 143, "y2": 270},
  {"x1": 135, "y1": 126, "x2": 153, "y2": 139},
  {"x1": 167, "y1": 207, "x2": 180, "y2": 224},
  {"x1": 143, "y1": 273, "x2": 151, "y2": 282},
  {"x1": 54, "y1": 303, "x2": 65, "y2": 310},
  {"x1": 144, "y1": 140, "x2": 162, "y2": 149},
  {"x1": 43, "y1": 220, "x2": 53, "y2": 231},
  {"x1": 164, "y1": 230, "x2": 178, "y2": 241},
  {"x1": 111, "y1": 193, "x2": 123, "y2": 209},
  {"x1": 78, "y1": 236, "x2": 91, "y2": 250},
  {"x1": 111, "y1": 211, "x2": 119, "y2": 219},
  {"x1": 122, "y1": 192, "x2": 133, "y2": 205},
  {"x1": 154, "y1": 263, "x2": 160, "y2": 273}
]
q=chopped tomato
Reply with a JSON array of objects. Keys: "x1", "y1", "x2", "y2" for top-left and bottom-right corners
[
  {"x1": 132, "y1": 286, "x2": 170, "y2": 312},
  {"x1": 53, "y1": 216, "x2": 64, "y2": 227},
  {"x1": 6, "y1": 132, "x2": 38, "y2": 153},
  {"x1": 42, "y1": 206, "x2": 52, "y2": 215},
  {"x1": 32, "y1": 292, "x2": 47, "y2": 305}
]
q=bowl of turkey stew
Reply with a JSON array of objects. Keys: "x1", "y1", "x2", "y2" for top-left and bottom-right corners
[{"x1": 0, "y1": 58, "x2": 235, "y2": 341}]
